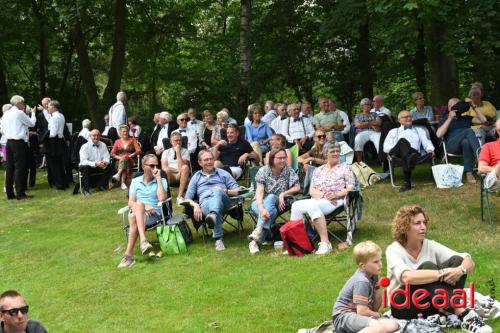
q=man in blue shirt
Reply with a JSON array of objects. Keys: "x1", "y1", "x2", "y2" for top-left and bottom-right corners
[
  {"x1": 118, "y1": 154, "x2": 168, "y2": 268},
  {"x1": 185, "y1": 150, "x2": 240, "y2": 251}
]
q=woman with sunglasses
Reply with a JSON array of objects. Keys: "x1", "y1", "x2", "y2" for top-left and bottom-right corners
[
  {"x1": 248, "y1": 148, "x2": 300, "y2": 254},
  {"x1": 290, "y1": 142, "x2": 355, "y2": 254},
  {"x1": 111, "y1": 124, "x2": 142, "y2": 190},
  {"x1": 298, "y1": 130, "x2": 327, "y2": 171}
]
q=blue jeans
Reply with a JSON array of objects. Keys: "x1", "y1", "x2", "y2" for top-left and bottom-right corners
[
  {"x1": 332, "y1": 130, "x2": 344, "y2": 142},
  {"x1": 200, "y1": 190, "x2": 232, "y2": 239},
  {"x1": 446, "y1": 128, "x2": 480, "y2": 172},
  {"x1": 251, "y1": 194, "x2": 279, "y2": 230}
]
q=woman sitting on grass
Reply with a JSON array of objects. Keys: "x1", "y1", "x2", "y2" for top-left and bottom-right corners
[
  {"x1": 386, "y1": 205, "x2": 491, "y2": 333},
  {"x1": 290, "y1": 142, "x2": 355, "y2": 255}
]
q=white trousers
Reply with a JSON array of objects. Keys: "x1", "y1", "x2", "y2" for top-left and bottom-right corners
[
  {"x1": 354, "y1": 130, "x2": 381, "y2": 152},
  {"x1": 290, "y1": 198, "x2": 344, "y2": 221}
]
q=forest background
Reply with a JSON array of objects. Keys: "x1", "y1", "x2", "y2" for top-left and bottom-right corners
[{"x1": 2, "y1": 0, "x2": 500, "y2": 131}]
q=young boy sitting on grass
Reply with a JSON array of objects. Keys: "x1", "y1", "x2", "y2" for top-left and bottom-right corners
[{"x1": 332, "y1": 241, "x2": 399, "y2": 333}]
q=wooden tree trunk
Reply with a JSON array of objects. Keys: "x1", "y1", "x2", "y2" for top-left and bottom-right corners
[
  {"x1": 238, "y1": 0, "x2": 252, "y2": 118},
  {"x1": 31, "y1": 0, "x2": 47, "y2": 98},
  {"x1": 72, "y1": 20, "x2": 100, "y2": 125},
  {"x1": 101, "y1": 0, "x2": 127, "y2": 126},
  {"x1": 413, "y1": 22, "x2": 427, "y2": 97},
  {"x1": 0, "y1": 58, "x2": 8, "y2": 104},
  {"x1": 425, "y1": 21, "x2": 458, "y2": 105},
  {"x1": 59, "y1": 33, "x2": 74, "y2": 99},
  {"x1": 357, "y1": 21, "x2": 373, "y2": 99}
]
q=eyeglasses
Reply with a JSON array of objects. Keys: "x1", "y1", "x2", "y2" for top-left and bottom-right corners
[
  {"x1": 1, "y1": 306, "x2": 29, "y2": 316},
  {"x1": 178, "y1": 118, "x2": 188, "y2": 122},
  {"x1": 399, "y1": 115, "x2": 412, "y2": 120},
  {"x1": 316, "y1": 135, "x2": 326, "y2": 139},
  {"x1": 274, "y1": 156, "x2": 287, "y2": 160},
  {"x1": 328, "y1": 149, "x2": 341, "y2": 154},
  {"x1": 144, "y1": 163, "x2": 158, "y2": 168}
]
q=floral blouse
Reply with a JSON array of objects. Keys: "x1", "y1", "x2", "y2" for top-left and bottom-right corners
[
  {"x1": 311, "y1": 163, "x2": 355, "y2": 194},
  {"x1": 255, "y1": 165, "x2": 299, "y2": 198}
]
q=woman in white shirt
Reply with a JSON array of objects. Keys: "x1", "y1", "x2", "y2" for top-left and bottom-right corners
[{"x1": 386, "y1": 205, "x2": 491, "y2": 333}]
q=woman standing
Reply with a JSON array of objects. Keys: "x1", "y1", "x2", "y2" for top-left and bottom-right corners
[
  {"x1": 248, "y1": 148, "x2": 300, "y2": 254},
  {"x1": 111, "y1": 125, "x2": 142, "y2": 190},
  {"x1": 386, "y1": 205, "x2": 491, "y2": 333},
  {"x1": 290, "y1": 142, "x2": 355, "y2": 254}
]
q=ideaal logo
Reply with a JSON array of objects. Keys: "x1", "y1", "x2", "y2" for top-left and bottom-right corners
[{"x1": 378, "y1": 276, "x2": 475, "y2": 310}]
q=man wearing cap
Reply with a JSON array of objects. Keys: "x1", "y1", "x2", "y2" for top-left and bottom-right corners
[
  {"x1": 437, "y1": 98, "x2": 487, "y2": 183},
  {"x1": 0, "y1": 290, "x2": 47, "y2": 333}
]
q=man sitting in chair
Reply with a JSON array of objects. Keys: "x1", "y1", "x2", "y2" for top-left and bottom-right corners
[
  {"x1": 383, "y1": 110, "x2": 434, "y2": 192},
  {"x1": 184, "y1": 150, "x2": 241, "y2": 251},
  {"x1": 213, "y1": 124, "x2": 258, "y2": 179},
  {"x1": 118, "y1": 154, "x2": 168, "y2": 268},
  {"x1": 161, "y1": 132, "x2": 191, "y2": 205},
  {"x1": 78, "y1": 129, "x2": 113, "y2": 195},
  {"x1": 478, "y1": 119, "x2": 500, "y2": 190}
]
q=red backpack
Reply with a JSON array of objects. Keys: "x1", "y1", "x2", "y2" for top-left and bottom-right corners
[{"x1": 280, "y1": 220, "x2": 315, "y2": 256}]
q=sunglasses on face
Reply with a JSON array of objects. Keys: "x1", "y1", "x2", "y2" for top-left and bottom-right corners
[
  {"x1": 1, "y1": 306, "x2": 29, "y2": 316},
  {"x1": 144, "y1": 163, "x2": 158, "y2": 168},
  {"x1": 178, "y1": 118, "x2": 188, "y2": 122},
  {"x1": 316, "y1": 135, "x2": 326, "y2": 139}
]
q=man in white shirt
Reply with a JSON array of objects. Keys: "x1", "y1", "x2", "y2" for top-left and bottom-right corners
[
  {"x1": 299, "y1": 101, "x2": 313, "y2": 119},
  {"x1": 187, "y1": 107, "x2": 202, "y2": 134},
  {"x1": 281, "y1": 103, "x2": 314, "y2": 152},
  {"x1": 107, "y1": 91, "x2": 128, "y2": 142},
  {"x1": 3, "y1": 95, "x2": 36, "y2": 200},
  {"x1": 161, "y1": 132, "x2": 191, "y2": 205},
  {"x1": 270, "y1": 103, "x2": 288, "y2": 134},
  {"x1": 45, "y1": 100, "x2": 68, "y2": 190},
  {"x1": 153, "y1": 111, "x2": 175, "y2": 157},
  {"x1": 172, "y1": 113, "x2": 197, "y2": 155},
  {"x1": 78, "y1": 119, "x2": 92, "y2": 141},
  {"x1": 78, "y1": 129, "x2": 112, "y2": 195},
  {"x1": 338, "y1": 110, "x2": 351, "y2": 138},
  {"x1": 370, "y1": 95, "x2": 392, "y2": 117},
  {"x1": 383, "y1": 110, "x2": 434, "y2": 192},
  {"x1": 261, "y1": 100, "x2": 278, "y2": 125}
]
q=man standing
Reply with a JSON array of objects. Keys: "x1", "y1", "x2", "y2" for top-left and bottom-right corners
[
  {"x1": 79, "y1": 129, "x2": 112, "y2": 195},
  {"x1": 45, "y1": 100, "x2": 68, "y2": 190},
  {"x1": 478, "y1": 119, "x2": 500, "y2": 190},
  {"x1": 0, "y1": 290, "x2": 47, "y2": 333},
  {"x1": 184, "y1": 150, "x2": 241, "y2": 251},
  {"x1": 383, "y1": 110, "x2": 434, "y2": 192},
  {"x1": 118, "y1": 154, "x2": 168, "y2": 268},
  {"x1": 3, "y1": 95, "x2": 36, "y2": 200},
  {"x1": 214, "y1": 124, "x2": 258, "y2": 179},
  {"x1": 107, "y1": 91, "x2": 128, "y2": 142},
  {"x1": 313, "y1": 97, "x2": 344, "y2": 141},
  {"x1": 282, "y1": 103, "x2": 314, "y2": 152}
]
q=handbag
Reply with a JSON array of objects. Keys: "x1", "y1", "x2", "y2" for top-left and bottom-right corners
[
  {"x1": 280, "y1": 220, "x2": 315, "y2": 256},
  {"x1": 351, "y1": 162, "x2": 380, "y2": 188},
  {"x1": 166, "y1": 215, "x2": 193, "y2": 244},
  {"x1": 156, "y1": 224, "x2": 188, "y2": 255},
  {"x1": 431, "y1": 164, "x2": 463, "y2": 188}
]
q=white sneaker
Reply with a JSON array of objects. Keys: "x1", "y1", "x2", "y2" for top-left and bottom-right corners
[
  {"x1": 248, "y1": 226, "x2": 264, "y2": 242},
  {"x1": 176, "y1": 196, "x2": 185, "y2": 206},
  {"x1": 121, "y1": 183, "x2": 128, "y2": 190},
  {"x1": 112, "y1": 172, "x2": 120, "y2": 181},
  {"x1": 315, "y1": 241, "x2": 332, "y2": 255},
  {"x1": 461, "y1": 309, "x2": 492, "y2": 333},
  {"x1": 215, "y1": 239, "x2": 226, "y2": 251},
  {"x1": 249, "y1": 240, "x2": 259, "y2": 254}
]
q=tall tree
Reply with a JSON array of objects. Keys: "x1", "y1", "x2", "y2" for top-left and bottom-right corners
[{"x1": 238, "y1": 0, "x2": 251, "y2": 115}]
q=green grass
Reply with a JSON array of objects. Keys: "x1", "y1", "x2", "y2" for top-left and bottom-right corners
[{"x1": 0, "y1": 165, "x2": 498, "y2": 332}]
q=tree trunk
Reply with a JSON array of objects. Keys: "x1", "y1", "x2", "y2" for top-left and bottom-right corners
[
  {"x1": 238, "y1": 0, "x2": 251, "y2": 118},
  {"x1": 425, "y1": 21, "x2": 458, "y2": 105},
  {"x1": 0, "y1": 57, "x2": 8, "y2": 104},
  {"x1": 413, "y1": 22, "x2": 427, "y2": 97},
  {"x1": 59, "y1": 33, "x2": 74, "y2": 99},
  {"x1": 357, "y1": 20, "x2": 373, "y2": 99},
  {"x1": 31, "y1": 0, "x2": 47, "y2": 98},
  {"x1": 101, "y1": 0, "x2": 127, "y2": 127},
  {"x1": 72, "y1": 20, "x2": 100, "y2": 126}
]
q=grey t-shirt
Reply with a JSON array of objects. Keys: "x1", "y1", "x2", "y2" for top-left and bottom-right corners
[
  {"x1": 0, "y1": 320, "x2": 47, "y2": 333},
  {"x1": 332, "y1": 269, "x2": 378, "y2": 317}
]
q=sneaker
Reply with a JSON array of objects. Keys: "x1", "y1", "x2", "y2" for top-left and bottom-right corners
[
  {"x1": 121, "y1": 183, "x2": 128, "y2": 190},
  {"x1": 215, "y1": 239, "x2": 226, "y2": 251},
  {"x1": 249, "y1": 240, "x2": 259, "y2": 254},
  {"x1": 315, "y1": 241, "x2": 332, "y2": 255},
  {"x1": 248, "y1": 226, "x2": 264, "y2": 242},
  {"x1": 466, "y1": 173, "x2": 477, "y2": 184},
  {"x1": 461, "y1": 309, "x2": 492, "y2": 333},
  {"x1": 117, "y1": 255, "x2": 135, "y2": 268},
  {"x1": 112, "y1": 172, "x2": 120, "y2": 181},
  {"x1": 205, "y1": 213, "x2": 217, "y2": 228},
  {"x1": 176, "y1": 196, "x2": 185, "y2": 206},
  {"x1": 140, "y1": 241, "x2": 153, "y2": 255}
]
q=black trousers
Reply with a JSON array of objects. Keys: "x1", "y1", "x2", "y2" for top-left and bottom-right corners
[
  {"x1": 5, "y1": 139, "x2": 29, "y2": 199},
  {"x1": 391, "y1": 255, "x2": 467, "y2": 319},
  {"x1": 27, "y1": 145, "x2": 37, "y2": 187},
  {"x1": 79, "y1": 165, "x2": 113, "y2": 191},
  {"x1": 389, "y1": 138, "x2": 419, "y2": 184}
]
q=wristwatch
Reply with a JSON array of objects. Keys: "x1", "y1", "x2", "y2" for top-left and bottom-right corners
[{"x1": 459, "y1": 265, "x2": 467, "y2": 275}]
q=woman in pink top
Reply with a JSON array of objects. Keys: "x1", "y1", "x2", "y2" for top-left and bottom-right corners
[{"x1": 290, "y1": 142, "x2": 355, "y2": 255}]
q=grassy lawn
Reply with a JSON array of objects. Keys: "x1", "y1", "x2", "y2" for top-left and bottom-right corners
[{"x1": 0, "y1": 165, "x2": 498, "y2": 332}]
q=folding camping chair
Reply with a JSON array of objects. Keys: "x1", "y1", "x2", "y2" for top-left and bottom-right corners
[
  {"x1": 387, "y1": 152, "x2": 434, "y2": 188},
  {"x1": 480, "y1": 173, "x2": 498, "y2": 228}
]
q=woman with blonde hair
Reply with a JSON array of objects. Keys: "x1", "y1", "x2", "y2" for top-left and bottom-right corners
[{"x1": 111, "y1": 124, "x2": 142, "y2": 190}]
